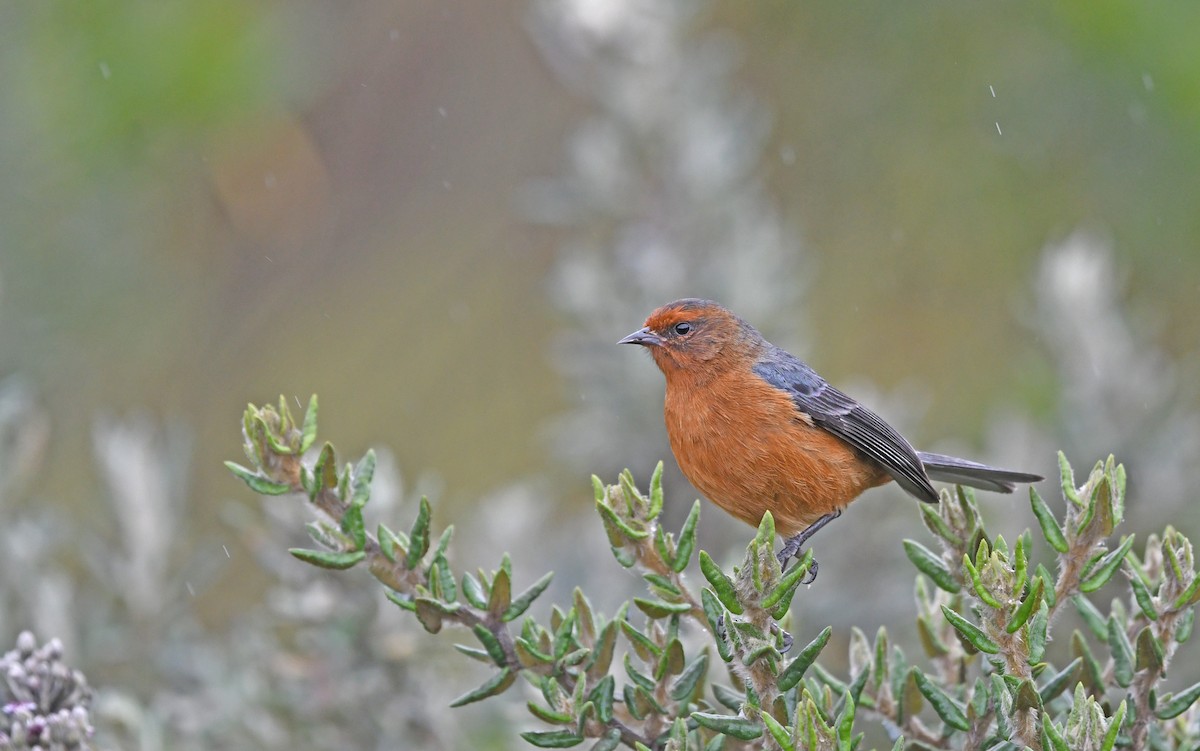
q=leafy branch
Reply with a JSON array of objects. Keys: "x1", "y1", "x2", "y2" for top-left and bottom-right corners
[{"x1": 228, "y1": 396, "x2": 1200, "y2": 750}]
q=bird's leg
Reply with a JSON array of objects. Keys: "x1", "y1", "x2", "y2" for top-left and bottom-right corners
[{"x1": 776, "y1": 510, "x2": 843, "y2": 583}]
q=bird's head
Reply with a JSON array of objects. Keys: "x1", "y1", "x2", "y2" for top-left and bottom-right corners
[{"x1": 618, "y1": 298, "x2": 762, "y2": 376}]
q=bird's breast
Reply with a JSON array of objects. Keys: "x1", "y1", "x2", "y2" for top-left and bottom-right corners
[{"x1": 663, "y1": 372, "x2": 887, "y2": 535}]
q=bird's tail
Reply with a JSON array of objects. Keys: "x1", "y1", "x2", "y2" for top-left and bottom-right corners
[{"x1": 917, "y1": 452, "x2": 1043, "y2": 494}]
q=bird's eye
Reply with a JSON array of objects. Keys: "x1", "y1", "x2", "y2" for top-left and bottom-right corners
[{"x1": 672, "y1": 322, "x2": 692, "y2": 336}]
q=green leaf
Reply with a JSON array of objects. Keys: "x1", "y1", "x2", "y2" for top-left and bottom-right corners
[
  {"x1": 1155, "y1": 680, "x2": 1200, "y2": 719},
  {"x1": 1043, "y1": 714, "x2": 1069, "y2": 751},
  {"x1": 450, "y1": 667, "x2": 516, "y2": 707},
  {"x1": 586, "y1": 619, "x2": 618, "y2": 680},
  {"x1": 1108, "y1": 617, "x2": 1134, "y2": 688},
  {"x1": 454, "y1": 643, "x2": 492, "y2": 663},
  {"x1": 699, "y1": 551, "x2": 744, "y2": 615},
  {"x1": 1135, "y1": 626, "x2": 1165, "y2": 674},
  {"x1": 588, "y1": 675, "x2": 615, "y2": 724},
  {"x1": 591, "y1": 729, "x2": 621, "y2": 751},
  {"x1": 671, "y1": 653, "x2": 710, "y2": 704},
  {"x1": 405, "y1": 496, "x2": 432, "y2": 569},
  {"x1": 762, "y1": 550, "x2": 814, "y2": 612},
  {"x1": 742, "y1": 641, "x2": 783, "y2": 669},
  {"x1": 658, "y1": 638, "x2": 686, "y2": 680},
  {"x1": 431, "y1": 555, "x2": 456, "y2": 601},
  {"x1": 753, "y1": 512, "x2": 776, "y2": 558},
  {"x1": 471, "y1": 623, "x2": 507, "y2": 666},
  {"x1": 314, "y1": 442, "x2": 337, "y2": 492},
  {"x1": 1172, "y1": 572, "x2": 1200, "y2": 610},
  {"x1": 962, "y1": 553, "x2": 1002, "y2": 609},
  {"x1": 489, "y1": 568, "x2": 512, "y2": 618},
  {"x1": 461, "y1": 572, "x2": 487, "y2": 609},
  {"x1": 916, "y1": 614, "x2": 949, "y2": 658},
  {"x1": 624, "y1": 656, "x2": 656, "y2": 697},
  {"x1": 648, "y1": 460, "x2": 664, "y2": 520},
  {"x1": 1014, "y1": 534, "x2": 1029, "y2": 593},
  {"x1": 1128, "y1": 569, "x2": 1159, "y2": 620},
  {"x1": 1036, "y1": 563, "x2": 1057, "y2": 608},
  {"x1": 553, "y1": 608, "x2": 578, "y2": 661},
  {"x1": 610, "y1": 545, "x2": 636, "y2": 568},
  {"x1": 298, "y1": 394, "x2": 318, "y2": 452},
  {"x1": 903, "y1": 539, "x2": 960, "y2": 593},
  {"x1": 340, "y1": 504, "x2": 366, "y2": 550},
  {"x1": 288, "y1": 548, "x2": 365, "y2": 570},
  {"x1": 836, "y1": 690, "x2": 856, "y2": 749},
  {"x1": 225, "y1": 461, "x2": 293, "y2": 495},
  {"x1": 634, "y1": 597, "x2": 692, "y2": 619},
  {"x1": 691, "y1": 712, "x2": 763, "y2": 741},
  {"x1": 1101, "y1": 700, "x2": 1125, "y2": 751},
  {"x1": 1083, "y1": 470, "x2": 1113, "y2": 536},
  {"x1": 625, "y1": 683, "x2": 647, "y2": 723},
  {"x1": 1058, "y1": 451, "x2": 1081, "y2": 506},
  {"x1": 1030, "y1": 486, "x2": 1069, "y2": 553},
  {"x1": 594, "y1": 497, "x2": 650, "y2": 541},
  {"x1": 1073, "y1": 596, "x2": 1109, "y2": 642},
  {"x1": 519, "y1": 729, "x2": 585, "y2": 748},
  {"x1": 941, "y1": 605, "x2": 1000, "y2": 654},
  {"x1": 1178, "y1": 608, "x2": 1195, "y2": 643},
  {"x1": 1071, "y1": 630, "x2": 1104, "y2": 696},
  {"x1": 778, "y1": 626, "x2": 833, "y2": 692},
  {"x1": 344, "y1": 452, "x2": 372, "y2": 510},
  {"x1": 712, "y1": 683, "x2": 744, "y2": 712},
  {"x1": 1038, "y1": 657, "x2": 1081, "y2": 704},
  {"x1": 1080, "y1": 535, "x2": 1137, "y2": 592},
  {"x1": 504, "y1": 571, "x2": 554, "y2": 622},
  {"x1": 667, "y1": 718, "x2": 687, "y2": 748},
  {"x1": 759, "y1": 707, "x2": 795, "y2": 751},
  {"x1": 384, "y1": 588, "x2": 415, "y2": 612},
  {"x1": 1007, "y1": 576, "x2": 1044, "y2": 633},
  {"x1": 619, "y1": 470, "x2": 641, "y2": 515},
  {"x1": 919, "y1": 503, "x2": 962, "y2": 547},
  {"x1": 259, "y1": 411, "x2": 291, "y2": 455},
  {"x1": 1013, "y1": 677, "x2": 1043, "y2": 713},
  {"x1": 526, "y1": 700, "x2": 572, "y2": 725},
  {"x1": 654, "y1": 525, "x2": 674, "y2": 568},
  {"x1": 701, "y1": 588, "x2": 733, "y2": 663},
  {"x1": 378, "y1": 524, "x2": 404, "y2": 563},
  {"x1": 912, "y1": 669, "x2": 970, "y2": 731},
  {"x1": 643, "y1": 573, "x2": 682, "y2": 598},
  {"x1": 672, "y1": 499, "x2": 702, "y2": 572},
  {"x1": 515, "y1": 637, "x2": 552, "y2": 668}
]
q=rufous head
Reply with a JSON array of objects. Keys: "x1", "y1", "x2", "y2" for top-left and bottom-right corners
[{"x1": 618, "y1": 298, "x2": 762, "y2": 374}]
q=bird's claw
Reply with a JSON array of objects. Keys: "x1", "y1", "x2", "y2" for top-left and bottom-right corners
[
  {"x1": 778, "y1": 546, "x2": 820, "y2": 584},
  {"x1": 776, "y1": 623, "x2": 793, "y2": 653}
]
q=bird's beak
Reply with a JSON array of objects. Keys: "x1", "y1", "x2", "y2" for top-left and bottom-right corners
[{"x1": 617, "y1": 326, "x2": 662, "y2": 347}]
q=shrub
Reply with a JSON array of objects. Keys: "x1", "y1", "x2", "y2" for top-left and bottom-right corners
[{"x1": 227, "y1": 395, "x2": 1200, "y2": 750}]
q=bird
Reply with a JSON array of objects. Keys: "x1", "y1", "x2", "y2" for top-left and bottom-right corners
[{"x1": 619, "y1": 298, "x2": 1043, "y2": 576}]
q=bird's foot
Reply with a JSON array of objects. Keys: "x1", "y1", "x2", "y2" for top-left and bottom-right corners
[
  {"x1": 775, "y1": 535, "x2": 820, "y2": 584},
  {"x1": 715, "y1": 615, "x2": 793, "y2": 653},
  {"x1": 775, "y1": 623, "x2": 793, "y2": 653},
  {"x1": 775, "y1": 510, "x2": 843, "y2": 584}
]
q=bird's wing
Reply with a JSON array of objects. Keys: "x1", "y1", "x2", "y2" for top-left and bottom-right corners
[{"x1": 753, "y1": 350, "x2": 938, "y2": 502}]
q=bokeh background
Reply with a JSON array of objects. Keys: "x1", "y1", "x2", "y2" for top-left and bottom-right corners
[{"x1": 2, "y1": 1, "x2": 1199, "y2": 748}]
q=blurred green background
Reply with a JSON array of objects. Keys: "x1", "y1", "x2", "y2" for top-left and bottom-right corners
[{"x1": 1, "y1": 1, "x2": 1198, "y2": 748}]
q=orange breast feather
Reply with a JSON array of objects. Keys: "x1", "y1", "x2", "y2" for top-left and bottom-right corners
[{"x1": 663, "y1": 370, "x2": 888, "y2": 536}]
